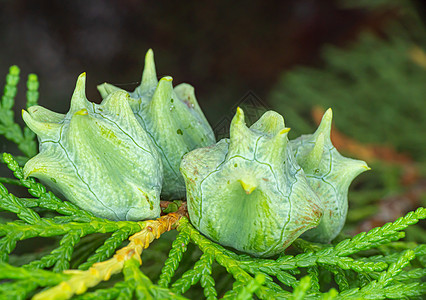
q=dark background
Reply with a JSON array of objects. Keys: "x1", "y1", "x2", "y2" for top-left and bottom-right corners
[{"x1": 1, "y1": 0, "x2": 417, "y2": 124}]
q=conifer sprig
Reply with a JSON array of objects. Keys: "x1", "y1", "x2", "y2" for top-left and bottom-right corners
[
  {"x1": 173, "y1": 212, "x2": 426, "y2": 299},
  {"x1": 158, "y1": 230, "x2": 191, "y2": 288},
  {"x1": 32, "y1": 211, "x2": 184, "y2": 299},
  {"x1": 0, "y1": 66, "x2": 38, "y2": 158}
]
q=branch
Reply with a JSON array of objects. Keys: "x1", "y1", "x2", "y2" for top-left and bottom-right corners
[{"x1": 33, "y1": 209, "x2": 186, "y2": 300}]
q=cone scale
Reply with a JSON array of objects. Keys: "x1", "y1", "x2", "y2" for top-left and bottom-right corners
[
  {"x1": 290, "y1": 109, "x2": 369, "y2": 242},
  {"x1": 181, "y1": 108, "x2": 324, "y2": 257},
  {"x1": 98, "y1": 49, "x2": 216, "y2": 199},
  {"x1": 23, "y1": 73, "x2": 163, "y2": 221}
]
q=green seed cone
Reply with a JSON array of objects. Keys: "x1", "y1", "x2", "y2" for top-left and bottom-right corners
[
  {"x1": 98, "y1": 49, "x2": 216, "y2": 199},
  {"x1": 181, "y1": 108, "x2": 324, "y2": 257},
  {"x1": 291, "y1": 108, "x2": 370, "y2": 242},
  {"x1": 23, "y1": 73, "x2": 163, "y2": 221}
]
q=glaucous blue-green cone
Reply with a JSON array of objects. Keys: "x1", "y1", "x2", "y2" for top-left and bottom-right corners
[
  {"x1": 180, "y1": 108, "x2": 324, "y2": 257},
  {"x1": 22, "y1": 73, "x2": 163, "y2": 221},
  {"x1": 97, "y1": 49, "x2": 215, "y2": 199},
  {"x1": 290, "y1": 108, "x2": 370, "y2": 243}
]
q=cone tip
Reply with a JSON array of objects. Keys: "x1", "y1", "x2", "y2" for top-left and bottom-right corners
[
  {"x1": 21, "y1": 109, "x2": 31, "y2": 123},
  {"x1": 146, "y1": 48, "x2": 154, "y2": 57},
  {"x1": 279, "y1": 128, "x2": 291, "y2": 134},
  {"x1": 160, "y1": 76, "x2": 173, "y2": 82},
  {"x1": 323, "y1": 108, "x2": 333, "y2": 122},
  {"x1": 362, "y1": 164, "x2": 371, "y2": 171},
  {"x1": 238, "y1": 179, "x2": 257, "y2": 195}
]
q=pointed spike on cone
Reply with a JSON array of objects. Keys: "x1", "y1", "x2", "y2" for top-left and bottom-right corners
[
  {"x1": 27, "y1": 105, "x2": 65, "y2": 123},
  {"x1": 23, "y1": 151, "x2": 65, "y2": 180},
  {"x1": 70, "y1": 73, "x2": 90, "y2": 113},
  {"x1": 230, "y1": 107, "x2": 249, "y2": 139},
  {"x1": 263, "y1": 127, "x2": 290, "y2": 160},
  {"x1": 22, "y1": 109, "x2": 62, "y2": 141},
  {"x1": 315, "y1": 108, "x2": 333, "y2": 140},
  {"x1": 304, "y1": 132, "x2": 325, "y2": 173},
  {"x1": 342, "y1": 158, "x2": 371, "y2": 183},
  {"x1": 238, "y1": 179, "x2": 257, "y2": 195},
  {"x1": 355, "y1": 160, "x2": 370, "y2": 172},
  {"x1": 174, "y1": 83, "x2": 202, "y2": 112},
  {"x1": 279, "y1": 128, "x2": 291, "y2": 134},
  {"x1": 235, "y1": 107, "x2": 245, "y2": 120},
  {"x1": 228, "y1": 107, "x2": 260, "y2": 159},
  {"x1": 101, "y1": 90, "x2": 134, "y2": 117},
  {"x1": 23, "y1": 154, "x2": 44, "y2": 179},
  {"x1": 141, "y1": 49, "x2": 158, "y2": 88},
  {"x1": 97, "y1": 82, "x2": 124, "y2": 99},
  {"x1": 160, "y1": 76, "x2": 173, "y2": 83},
  {"x1": 149, "y1": 76, "x2": 173, "y2": 111},
  {"x1": 273, "y1": 127, "x2": 290, "y2": 148},
  {"x1": 250, "y1": 111, "x2": 285, "y2": 135},
  {"x1": 174, "y1": 83, "x2": 195, "y2": 102}
]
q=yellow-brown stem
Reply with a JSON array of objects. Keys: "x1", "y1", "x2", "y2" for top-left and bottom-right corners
[{"x1": 32, "y1": 210, "x2": 185, "y2": 300}]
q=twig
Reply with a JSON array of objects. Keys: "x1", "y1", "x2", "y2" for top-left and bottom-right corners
[{"x1": 33, "y1": 206, "x2": 187, "y2": 300}]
